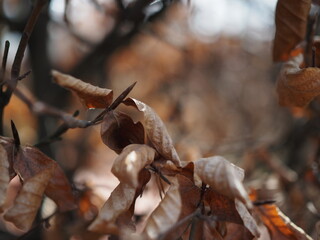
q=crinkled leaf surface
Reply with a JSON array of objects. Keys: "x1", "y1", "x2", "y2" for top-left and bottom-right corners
[
  {"x1": 277, "y1": 53, "x2": 320, "y2": 107},
  {"x1": 112, "y1": 144, "x2": 156, "y2": 187},
  {"x1": 194, "y1": 156, "x2": 252, "y2": 208},
  {"x1": 4, "y1": 168, "x2": 54, "y2": 231},
  {"x1": 101, "y1": 111, "x2": 145, "y2": 154},
  {"x1": 52, "y1": 70, "x2": 113, "y2": 109},
  {"x1": 124, "y1": 98, "x2": 181, "y2": 167},
  {"x1": 273, "y1": 0, "x2": 311, "y2": 61},
  {"x1": 0, "y1": 144, "x2": 10, "y2": 212}
]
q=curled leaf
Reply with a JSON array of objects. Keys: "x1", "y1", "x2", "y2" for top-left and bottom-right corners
[
  {"x1": 0, "y1": 144, "x2": 10, "y2": 212},
  {"x1": 143, "y1": 178, "x2": 182, "y2": 239},
  {"x1": 194, "y1": 156, "x2": 252, "y2": 208},
  {"x1": 124, "y1": 98, "x2": 181, "y2": 167},
  {"x1": 273, "y1": 0, "x2": 311, "y2": 61},
  {"x1": 52, "y1": 70, "x2": 113, "y2": 109},
  {"x1": 4, "y1": 168, "x2": 54, "y2": 231},
  {"x1": 277, "y1": 53, "x2": 320, "y2": 107},
  {"x1": 101, "y1": 111, "x2": 145, "y2": 154},
  {"x1": 112, "y1": 144, "x2": 156, "y2": 188}
]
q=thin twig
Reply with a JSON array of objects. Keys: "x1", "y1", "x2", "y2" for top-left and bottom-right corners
[{"x1": 0, "y1": 40, "x2": 10, "y2": 84}]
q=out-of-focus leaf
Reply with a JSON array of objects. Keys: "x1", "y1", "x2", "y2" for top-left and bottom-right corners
[
  {"x1": 52, "y1": 70, "x2": 113, "y2": 109},
  {"x1": 124, "y1": 97, "x2": 181, "y2": 167},
  {"x1": 88, "y1": 169, "x2": 151, "y2": 234},
  {"x1": 112, "y1": 144, "x2": 156, "y2": 187},
  {"x1": 14, "y1": 146, "x2": 76, "y2": 211},
  {"x1": 143, "y1": 178, "x2": 182, "y2": 239},
  {"x1": 273, "y1": 0, "x2": 311, "y2": 61},
  {"x1": 277, "y1": 53, "x2": 320, "y2": 107},
  {"x1": 255, "y1": 202, "x2": 312, "y2": 240},
  {"x1": 194, "y1": 156, "x2": 251, "y2": 208},
  {"x1": 101, "y1": 111, "x2": 145, "y2": 154},
  {"x1": 4, "y1": 168, "x2": 54, "y2": 231},
  {"x1": 0, "y1": 144, "x2": 10, "y2": 212}
]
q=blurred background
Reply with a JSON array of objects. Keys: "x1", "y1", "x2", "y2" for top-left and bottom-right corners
[{"x1": 1, "y1": 0, "x2": 319, "y2": 239}]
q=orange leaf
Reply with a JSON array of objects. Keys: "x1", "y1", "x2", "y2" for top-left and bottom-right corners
[
  {"x1": 255, "y1": 203, "x2": 312, "y2": 240},
  {"x1": 14, "y1": 146, "x2": 76, "y2": 211},
  {"x1": 4, "y1": 168, "x2": 54, "y2": 231},
  {"x1": 277, "y1": 53, "x2": 320, "y2": 107},
  {"x1": 101, "y1": 111, "x2": 145, "y2": 154},
  {"x1": 273, "y1": 0, "x2": 311, "y2": 62},
  {"x1": 0, "y1": 144, "x2": 10, "y2": 212},
  {"x1": 124, "y1": 98, "x2": 181, "y2": 167},
  {"x1": 194, "y1": 156, "x2": 252, "y2": 208},
  {"x1": 111, "y1": 144, "x2": 156, "y2": 188},
  {"x1": 52, "y1": 70, "x2": 113, "y2": 109}
]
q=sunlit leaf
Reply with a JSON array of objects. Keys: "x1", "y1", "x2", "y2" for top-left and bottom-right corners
[
  {"x1": 273, "y1": 0, "x2": 311, "y2": 61},
  {"x1": 0, "y1": 144, "x2": 10, "y2": 212},
  {"x1": 52, "y1": 70, "x2": 113, "y2": 109},
  {"x1": 112, "y1": 144, "x2": 156, "y2": 187},
  {"x1": 101, "y1": 111, "x2": 145, "y2": 154},
  {"x1": 124, "y1": 97, "x2": 181, "y2": 167},
  {"x1": 194, "y1": 156, "x2": 252, "y2": 208},
  {"x1": 4, "y1": 168, "x2": 54, "y2": 231},
  {"x1": 276, "y1": 53, "x2": 320, "y2": 107}
]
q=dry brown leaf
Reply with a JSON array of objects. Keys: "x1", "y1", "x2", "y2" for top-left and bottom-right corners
[
  {"x1": 124, "y1": 97, "x2": 181, "y2": 167},
  {"x1": 223, "y1": 223, "x2": 254, "y2": 240},
  {"x1": 101, "y1": 111, "x2": 145, "y2": 154},
  {"x1": 255, "y1": 203, "x2": 312, "y2": 240},
  {"x1": 273, "y1": 0, "x2": 311, "y2": 61},
  {"x1": 14, "y1": 146, "x2": 76, "y2": 211},
  {"x1": 0, "y1": 144, "x2": 10, "y2": 212},
  {"x1": 143, "y1": 178, "x2": 182, "y2": 239},
  {"x1": 52, "y1": 70, "x2": 113, "y2": 109},
  {"x1": 277, "y1": 53, "x2": 320, "y2": 107},
  {"x1": 194, "y1": 156, "x2": 252, "y2": 208},
  {"x1": 4, "y1": 168, "x2": 54, "y2": 231},
  {"x1": 111, "y1": 144, "x2": 156, "y2": 188}
]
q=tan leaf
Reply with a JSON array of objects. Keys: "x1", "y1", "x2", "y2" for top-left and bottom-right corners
[
  {"x1": 255, "y1": 202, "x2": 312, "y2": 240},
  {"x1": 4, "y1": 168, "x2": 54, "y2": 231},
  {"x1": 124, "y1": 97, "x2": 181, "y2": 167},
  {"x1": 277, "y1": 53, "x2": 320, "y2": 107},
  {"x1": 194, "y1": 156, "x2": 252, "y2": 208},
  {"x1": 273, "y1": 0, "x2": 311, "y2": 61},
  {"x1": 0, "y1": 144, "x2": 10, "y2": 212},
  {"x1": 14, "y1": 146, "x2": 76, "y2": 211},
  {"x1": 143, "y1": 178, "x2": 182, "y2": 239},
  {"x1": 112, "y1": 144, "x2": 156, "y2": 187},
  {"x1": 101, "y1": 111, "x2": 145, "y2": 154},
  {"x1": 52, "y1": 70, "x2": 113, "y2": 109}
]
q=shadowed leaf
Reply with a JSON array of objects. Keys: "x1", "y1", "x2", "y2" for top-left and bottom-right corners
[
  {"x1": 52, "y1": 70, "x2": 113, "y2": 109},
  {"x1": 277, "y1": 53, "x2": 320, "y2": 107},
  {"x1": 0, "y1": 144, "x2": 10, "y2": 212},
  {"x1": 101, "y1": 111, "x2": 145, "y2": 154},
  {"x1": 124, "y1": 97, "x2": 181, "y2": 167}
]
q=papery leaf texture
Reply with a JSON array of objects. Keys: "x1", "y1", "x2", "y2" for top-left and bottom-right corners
[
  {"x1": 277, "y1": 53, "x2": 320, "y2": 107},
  {"x1": 273, "y1": 0, "x2": 311, "y2": 61},
  {"x1": 101, "y1": 111, "x2": 145, "y2": 154},
  {"x1": 111, "y1": 144, "x2": 156, "y2": 187},
  {"x1": 124, "y1": 97, "x2": 181, "y2": 167},
  {"x1": 52, "y1": 70, "x2": 113, "y2": 109},
  {"x1": 4, "y1": 168, "x2": 54, "y2": 231},
  {"x1": 0, "y1": 144, "x2": 10, "y2": 212}
]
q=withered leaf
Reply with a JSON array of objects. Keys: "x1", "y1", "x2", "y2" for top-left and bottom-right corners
[
  {"x1": 124, "y1": 98, "x2": 181, "y2": 167},
  {"x1": 52, "y1": 70, "x2": 113, "y2": 109},
  {"x1": 273, "y1": 0, "x2": 311, "y2": 61},
  {"x1": 224, "y1": 223, "x2": 254, "y2": 240},
  {"x1": 0, "y1": 144, "x2": 10, "y2": 212},
  {"x1": 89, "y1": 170, "x2": 151, "y2": 234},
  {"x1": 4, "y1": 168, "x2": 54, "y2": 231},
  {"x1": 143, "y1": 178, "x2": 182, "y2": 239},
  {"x1": 101, "y1": 111, "x2": 145, "y2": 154},
  {"x1": 255, "y1": 202, "x2": 312, "y2": 240},
  {"x1": 14, "y1": 146, "x2": 76, "y2": 211},
  {"x1": 112, "y1": 144, "x2": 156, "y2": 188},
  {"x1": 277, "y1": 53, "x2": 320, "y2": 107},
  {"x1": 194, "y1": 156, "x2": 252, "y2": 208}
]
